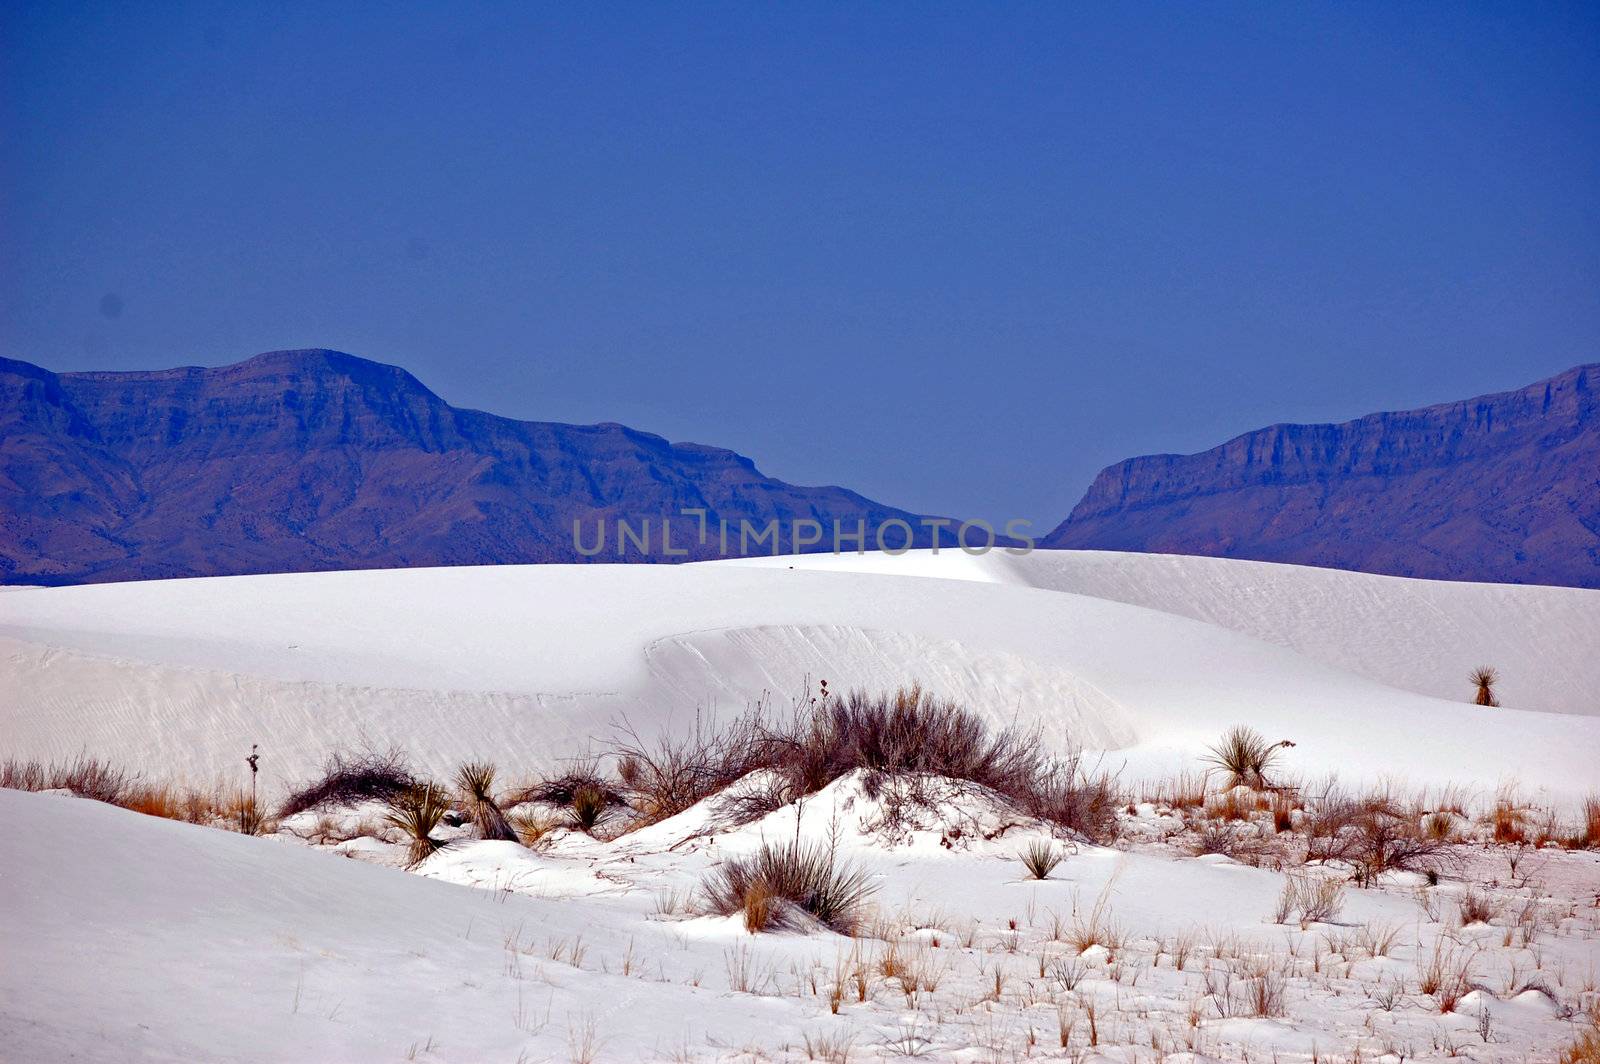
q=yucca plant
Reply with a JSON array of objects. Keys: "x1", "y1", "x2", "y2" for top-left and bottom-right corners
[
  {"x1": 384, "y1": 784, "x2": 450, "y2": 868},
  {"x1": 567, "y1": 783, "x2": 610, "y2": 835},
  {"x1": 1470, "y1": 666, "x2": 1500, "y2": 707},
  {"x1": 1202, "y1": 725, "x2": 1292, "y2": 790},
  {"x1": 1019, "y1": 839, "x2": 1064, "y2": 880},
  {"x1": 454, "y1": 761, "x2": 518, "y2": 842}
]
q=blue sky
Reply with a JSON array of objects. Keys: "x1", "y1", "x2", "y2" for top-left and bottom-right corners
[{"x1": 3, "y1": 2, "x2": 1596, "y2": 526}]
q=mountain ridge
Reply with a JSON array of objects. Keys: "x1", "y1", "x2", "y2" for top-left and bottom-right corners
[
  {"x1": 0, "y1": 349, "x2": 951, "y2": 584},
  {"x1": 1042, "y1": 362, "x2": 1600, "y2": 589}
]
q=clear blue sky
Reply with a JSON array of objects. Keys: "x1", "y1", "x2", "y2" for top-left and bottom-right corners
[{"x1": 3, "y1": 3, "x2": 1596, "y2": 527}]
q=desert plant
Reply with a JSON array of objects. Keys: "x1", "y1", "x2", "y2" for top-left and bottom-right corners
[
  {"x1": 1417, "y1": 938, "x2": 1477, "y2": 1012},
  {"x1": 1305, "y1": 791, "x2": 1457, "y2": 886},
  {"x1": 699, "y1": 840, "x2": 877, "y2": 935},
  {"x1": 566, "y1": 783, "x2": 611, "y2": 834},
  {"x1": 0, "y1": 758, "x2": 47, "y2": 791},
  {"x1": 279, "y1": 747, "x2": 419, "y2": 817},
  {"x1": 1019, "y1": 839, "x2": 1064, "y2": 880},
  {"x1": 1469, "y1": 666, "x2": 1500, "y2": 707},
  {"x1": 454, "y1": 761, "x2": 517, "y2": 842},
  {"x1": 510, "y1": 808, "x2": 557, "y2": 848},
  {"x1": 1560, "y1": 1002, "x2": 1600, "y2": 1064},
  {"x1": 1578, "y1": 794, "x2": 1600, "y2": 849},
  {"x1": 1202, "y1": 726, "x2": 1292, "y2": 790},
  {"x1": 1458, "y1": 885, "x2": 1502, "y2": 926},
  {"x1": 1423, "y1": 810, "x2": 1457, "y2": 841},
  {"x1": 605, "y1": 685, "x2": 1122, "y2": 844},
  {"x1": 230, "y1": 793, "x2": 267, "y2": 835},
  {"x1": 51, "y1": 754, "x2": 131, "y2": 803},
  {"x1": 384, "y1": 784, "x2": 451, "y2": 867}
]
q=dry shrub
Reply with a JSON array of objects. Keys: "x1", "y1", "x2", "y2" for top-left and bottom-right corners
[
  {"x1": 1276, "y1": 871, "x2": 1345, "y2": 925},
  {"x1": 50, "y1": 754, "x2": 130, "y2": 803},
  {"x1": 699, "y1": 840, "x2": 877, "y2": 935},
  {"x1": 1423, "y1": 810, "x2": 1457, "y2": 841},
  {"x1": 1305, "y1": 790, "x2": 1457, "y2": 886},
  {"x1": 1561, "y1": 1002, "x2": 1600, "y2": 1064},
  {"x1": 279, "y1": 748, "x2": 418, "y2": 817},
  {"x1": 1142, "y1": 771, "x2": 1207, "y2": 810},
  {"x1": 741, "y1": 882, "x2": 778, "y2": 932},
  {"x1": 1271, "y1": 793, "x2": 1296, "y2": 833},
  {"x1": 1576, "y1": 795, "x2": 1600, "y2": 850},
  {"x1": 613, "y1": 685, "x2": 1122, "y2": 843},
  {"x1": 1458, "y1": 886, "x2": 1502, "y2": 926},
  {"x1": 518, "y1": 761, "x2": 627, "y2": 813},
  {"x1": 1417, "y1": 939, "x2": 1476, "y2": 1012},
  {"x1": 1206, "y1": 786, "x2": 1253, "y2": 822},
  {"x1": 1067, "y1": 883, "x2": 1123, "y2": 954},
  {"x1": 1491, "y1": 796, "x2": 1529, "y2": 844},
  {"x1": 607, "y1": 711, "x2": 769, "y2": 825},
  {"x1": 1242, "y1": 958, "x2": 1287, "y2": 1017},
  {"x1": 454, "y1": 761, "x2": 517, "y2": 842},
  {"x1": 0, "y1": 758, "x2": 46, "y2": 791}
]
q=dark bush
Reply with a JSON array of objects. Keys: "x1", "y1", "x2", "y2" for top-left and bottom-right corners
[{"x1": 279, "y1": 748, "x2": 419, "y2": 817}]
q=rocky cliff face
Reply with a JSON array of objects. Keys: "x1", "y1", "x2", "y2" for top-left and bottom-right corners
[
  {"x1": 0, "y1": 350, "x2": 946, "y2": 584},
  {"x1": 1042, "y1": 364, "x2": 1600, "y2": 588}
]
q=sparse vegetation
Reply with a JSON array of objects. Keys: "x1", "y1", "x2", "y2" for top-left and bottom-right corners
[
  {"x1": 1018, "y1": 839, "x2": 1063, "y2": 880},
  {"x1": 699, "y1": 840, "x2": 877, "y2": 935},
  {"x1": 1202, "y1": 726, "x2": 1291, "y2": 790},
  {"x1": 454, "y1": 761, "x2": 517, "y2": 842},
  {"x1": 279, "y1": 748, "x2": 419, "y2": 818},
  {"x1": 1470, "y1": 665, "x2": 1500, "y2": 707},
  {"x1": 383, "y1": 784, "x2": 450, "y2": 868},
  {"x1": 566, "y1": 783, "x2": 611, "y2": 834}
]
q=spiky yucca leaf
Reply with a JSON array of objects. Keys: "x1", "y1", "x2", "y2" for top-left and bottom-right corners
[
  {"x1": 1470, "y1": 666, "x2": 1500, "y2": 707},
  {"x1": 568, "y1": 784, "x2": 611, "y2": 834},
  {"x1": 1202, "y1": 726, "x2": 1287, "y2": 790},
  {"x1": 384, "y1": 784, "x2": 451, "y2": 868},
  {"x1": 454, "y1": 761, "x2": 518, "y2": 842},
  {"x1": 1019, "y1": 839, "x2": 1063, "y2": 880}
]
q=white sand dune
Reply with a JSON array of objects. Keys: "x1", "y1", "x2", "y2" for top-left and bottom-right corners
[{"x1": 1, "y1": 550, "x2": 1595, "y2": 803}]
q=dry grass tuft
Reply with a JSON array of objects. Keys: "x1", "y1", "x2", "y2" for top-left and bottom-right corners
[
  {"x1": 1417, "y1": 939, "x2": 1476, "y2": 1012},
  {"x1": 699, "y1": 840, "x2": 877, "y2": 935},
  {"x1": 1561, "y1": 1002, "x2": 1600, "y2": 1064},
  {"x1": 510, "y1": 808, "x2": 557, "y2": 848}
]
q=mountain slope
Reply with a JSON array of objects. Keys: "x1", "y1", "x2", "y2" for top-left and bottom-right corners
[
  {"x1": 0, "y1": 349, "x2": 945, "y2": 583},
  {"x1": 1041, "y1": 364, "x2": 1600, "y2": 588}
]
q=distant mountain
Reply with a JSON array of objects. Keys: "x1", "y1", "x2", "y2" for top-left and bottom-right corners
[
  {"x1": 1042, "y1": 364, "x2": 1600, "y2": 589},
  {"x1": 0, "y1": 349, "x2": 956, "y2": 584}
]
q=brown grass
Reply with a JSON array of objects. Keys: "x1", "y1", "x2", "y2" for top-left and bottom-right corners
[
  {"x1": 1561, "y1": 1003, "x2": 1600, "y2": 1064},
  {"x1": 699, "y1": 840, "x2": 877, "y2": 935}
]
